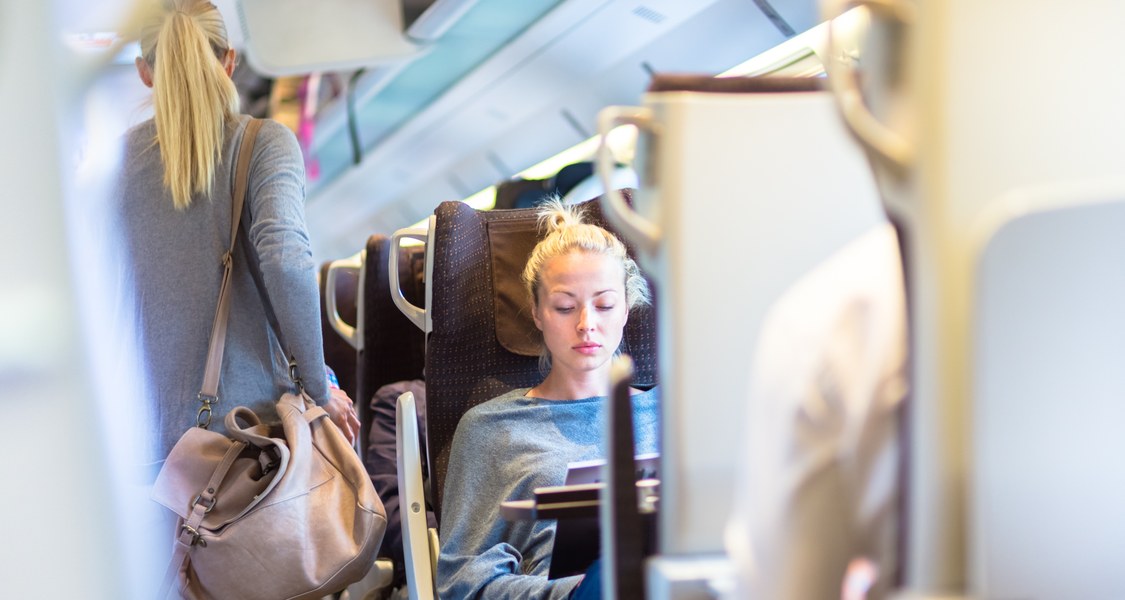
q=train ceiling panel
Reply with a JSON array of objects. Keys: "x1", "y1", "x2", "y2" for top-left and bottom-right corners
[
  {"x1": 300, "y1": 0, "x2": 818, "y2": 260},
  {"x1": 307, "y1": 0, "x2": 798, "y2": 260},
  {"x1": 304, "y1": 0, "x2": 564, "y2": 196}
]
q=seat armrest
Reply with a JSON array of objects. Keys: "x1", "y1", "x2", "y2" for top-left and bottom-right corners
[{"x1": 397, "y1": 392, "x2": 437, "y2": 600}]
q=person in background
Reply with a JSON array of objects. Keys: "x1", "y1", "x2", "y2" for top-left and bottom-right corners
[
  {"x1": 436, "y1": 199, "x2": 658, "y2": 599},
  {"x1": 723, "y1": 224, "x2": 907, "y2": 599},
  {"x1": 367, "y1": 378, "x2": 435, "y2": 590},
  {"x1": 115, "y1": 0, "x2": 359, "y2": 477}
]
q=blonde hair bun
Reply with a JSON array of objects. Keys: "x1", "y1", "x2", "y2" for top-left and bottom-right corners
[
  {"x1": 536, "y1": 197, "x2": 585, "y2": 235},
  {"x1": 523, "y1": 196, "x2": 651, "y2": 312}
]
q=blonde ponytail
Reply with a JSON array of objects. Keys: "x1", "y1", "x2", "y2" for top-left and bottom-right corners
[{"x1": 141, "y1": 1, "x2": 240, "y2": 210}]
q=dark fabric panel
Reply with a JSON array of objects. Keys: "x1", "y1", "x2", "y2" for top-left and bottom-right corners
[
  {"x1": 550, "y1": 162, "x2": 595, "y2": 198},
  {"x1": 494, "y1": 177, "x2": 548, "y2": 211},
  {"x1": 358, "y1": 234, "x2": 427, "y2": 467},
  {"x1": 647, "y1": 74, "x2": 822, "y2": 94},
  {"x1": 494, "y1": 163, "x2": 598, "y2": 211},
  {"x1": 889, "y1": 215, "x2": 914, "y2": 589},
  {"x1": 489, "y1": 218, "x2": 543, "y2": 357},
  {"x1": 426, "y1": 193, "x2": 659, "y2": 520}
]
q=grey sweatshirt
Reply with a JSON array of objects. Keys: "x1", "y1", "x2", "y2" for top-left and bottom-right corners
[
  {"x1": 437, "y1": 387, "x2": 660, "y2": 599},
  {"x1": 115, "y1": 115, "x2": 328, "y2": 467}
]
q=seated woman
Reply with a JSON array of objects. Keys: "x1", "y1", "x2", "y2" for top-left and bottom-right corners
[{"x1": 437, "y1": 199, "x2": 658, "y2": 599}]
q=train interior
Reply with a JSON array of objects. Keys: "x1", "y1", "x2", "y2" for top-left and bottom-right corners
[{"x1": 4, "y1": 0, "x2": 1125, "y2": 598}]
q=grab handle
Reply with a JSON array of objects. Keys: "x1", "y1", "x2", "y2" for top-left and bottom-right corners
[
  {"x1": 389, "y1": 224, "x2": 430, "y2": 333},
  {"x1": 596, "y1": 106, "x2": 661, "y2": 258},
  {"x1": 824, "y1": 0, "x2": 916, "y2": 169},
  {"x1": 325, "y1": 252, "x2": 363, "y2": 350}
]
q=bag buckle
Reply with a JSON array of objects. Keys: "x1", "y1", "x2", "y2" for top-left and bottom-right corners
[
  {"x1": 196, "y1": 393, "x2": 219, "y2": 428},
  {"x1": 191, "y1": 493, "x2": 217, "y2": 514},
  {"x1": 288, "y1": 359, "x2": 305, "y2": 392},
  {"x1": 181, "y1": 523, "x2": 208, "y2": 548},
  {"x1": 260, "y1": 446, "x2": 281, "y2": 476}
]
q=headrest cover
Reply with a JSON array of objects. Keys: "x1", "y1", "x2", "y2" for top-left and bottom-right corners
[{"x1": 488, "y1": 218, "x2": 543, "y2": 357}]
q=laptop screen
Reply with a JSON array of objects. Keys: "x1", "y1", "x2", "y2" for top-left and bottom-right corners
[
  {"x1": 563, "y1": 452, "x2": 660, "y2": 485},
  {"x1": 548, "y1": 453, "x2": 660, "y2": 579}
]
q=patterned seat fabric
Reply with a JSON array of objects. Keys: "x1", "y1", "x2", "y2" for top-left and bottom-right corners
[
  {"x1": 358, "y1": 234, "x2": 428, "y2": 450},
  {"x1": 319, "y1": 260, "x2": 359, "y2": 399}
]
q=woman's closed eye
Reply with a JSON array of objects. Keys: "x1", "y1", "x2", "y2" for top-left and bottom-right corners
[
  {"x1": 596, "y1": 304, "x2": 615, "y2": 311},
  {"x1": 554, "y1": 305, "x2": 576, "y2": 313}
]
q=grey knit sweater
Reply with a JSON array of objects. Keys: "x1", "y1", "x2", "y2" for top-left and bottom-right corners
[
  {"x1": 437, "y1": 386, "x2": 660, "y2": 599},
  {"x1": 115, "y1": 115, "x2": 329, "y2": 467}
]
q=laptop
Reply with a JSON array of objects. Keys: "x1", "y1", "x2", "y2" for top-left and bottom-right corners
[
  {"x1": 562, "y1": 452, "x2": 660, "y2": 485},
  {"x1": 546, "y1": 453, "x2": 660, "y2": 579}
]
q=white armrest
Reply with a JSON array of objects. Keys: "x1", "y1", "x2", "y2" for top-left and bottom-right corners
[
  {"x1": 325, "y1": 250, "x2": 364, "y2": 350},
  {"x1": 396, "y1": 391, "x2": 436, "y2": 600},
  {"x1": 389, "y1": 218, "x2": 434, "y2": 335}
]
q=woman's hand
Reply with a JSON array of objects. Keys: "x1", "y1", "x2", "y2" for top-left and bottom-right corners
[{"x1": 323, "y1": 387, "x2": 361, "y2": 445}]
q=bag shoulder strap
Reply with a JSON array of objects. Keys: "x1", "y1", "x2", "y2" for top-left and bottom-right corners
[
  {"x1": 196, "y1": 117, "x2": 265, "y2": 428},
  {"x1": 237, "y1": 226, "x2": 307, "y2": 394}
]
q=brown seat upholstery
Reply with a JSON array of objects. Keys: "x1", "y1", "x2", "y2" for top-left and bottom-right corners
[
  {"x1": 425, "y1": 193, "x2": 659, "y2": 519},
  {"x1": 646, "y1": 74, "x2": 822, "y2": 94},
  {"x1": 358, "y1": 234, "x2": 427, "y2": 457},
  {"x1": 319, "y1": 260, "x2": 359, "y2": 399}
]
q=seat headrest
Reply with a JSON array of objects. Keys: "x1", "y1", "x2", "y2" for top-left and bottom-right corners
[{"x1": 488, "y1": 217, "x2": 544, "y2": 357}]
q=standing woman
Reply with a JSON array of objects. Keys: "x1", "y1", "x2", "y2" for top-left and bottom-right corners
[
  {"x1": 437, "y1": 199, "x2": 659, "y2": 599},
  {"x1": 116, "y1": 0, "x2": 359, "y2": 477}
]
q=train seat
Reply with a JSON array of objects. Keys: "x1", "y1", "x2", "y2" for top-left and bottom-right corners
[
  {"x1": 324, "y1": 234, "x2": 427, "y2": 459},
  {"x1": 324, "y1": 234, "x2": 429, "y2": 598},
  {"x1": 595, "y1": 75, "x2": 889, "y2": 590},
  {"x1": 594, "y1": 73, "x2": 900, "y2": 594},
  {"x1": 362, "y1": 233, "x2": 430, "y2": 593},
  {"x1": 391, "y1": 195, "x2": 659, "y2": 600},
  {"x1": 358, "y1": 234, "x2": 428, "y2": 458},
  {"x1": 319, "y1": 259, "x2": 360, "y2": 399},
  {"x1": 969, "y1": 188, "x2": 1125, "y2": 599}
]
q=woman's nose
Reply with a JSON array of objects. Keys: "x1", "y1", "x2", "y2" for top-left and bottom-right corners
[{"x1": 577, "y1": 307, "x2": 596, "y2": 332}]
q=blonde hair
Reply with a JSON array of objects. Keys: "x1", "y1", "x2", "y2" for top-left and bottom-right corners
[
  {"x1": 139, "y1": 0, "x2": 240, "y2": 210},
  {"x1": 522, "y1": 199, "x2": 650, "y2": 373},
  {"x1": 523, "y1": 198, "x2": 651, "y2": 312}
]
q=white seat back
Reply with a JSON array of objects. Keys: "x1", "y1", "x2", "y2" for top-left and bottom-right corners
[
  {"x1": 597, "y1": 81, "x2": 886, "y2": 557},
  {"x1": 971, "y1": 187, "x2": 1125, "y2": 599}
]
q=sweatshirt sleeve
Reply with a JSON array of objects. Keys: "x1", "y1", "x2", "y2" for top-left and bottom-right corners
[{"x1": 243, "y1": 119, "x2": 330, "y2": 403}]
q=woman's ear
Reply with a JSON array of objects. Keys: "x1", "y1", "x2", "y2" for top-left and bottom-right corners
[
  {"x1": 223, "y1": 48, "x2": 237, "y2": 77},
  {"x1": 135, "y1": 57, "x2": 154, "y2": 88},
  {"x1": 531, "y1": 298, "x2": 544, "y2": 332}
]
